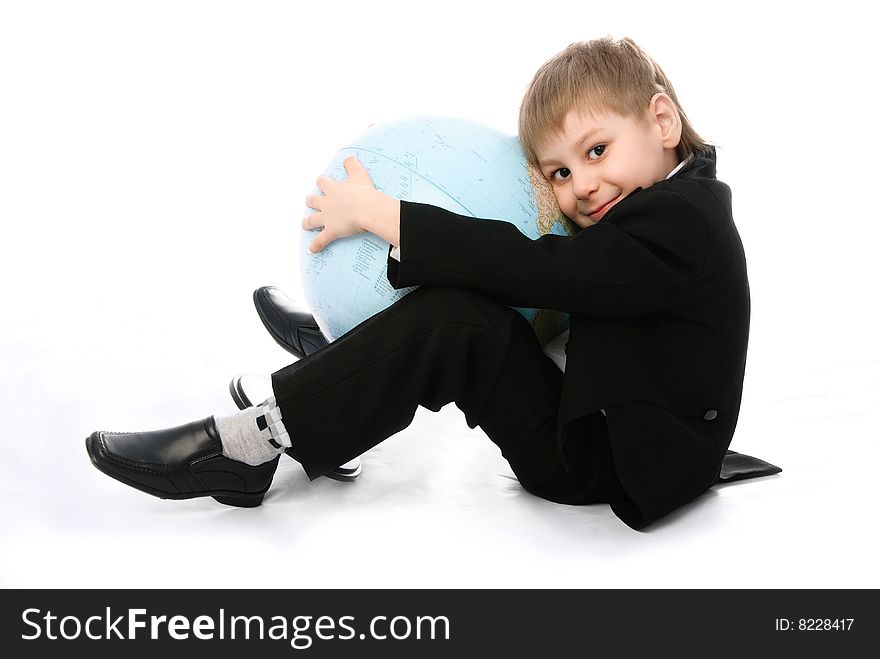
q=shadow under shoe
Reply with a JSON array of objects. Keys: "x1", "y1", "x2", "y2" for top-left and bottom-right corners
[{"x1": 85, "y1": 416, "x2": 279, "y2": 507}]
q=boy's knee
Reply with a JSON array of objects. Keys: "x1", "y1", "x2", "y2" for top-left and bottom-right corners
[{"x1": 405, "y1": 286, "x2": 522, "y2": 335}]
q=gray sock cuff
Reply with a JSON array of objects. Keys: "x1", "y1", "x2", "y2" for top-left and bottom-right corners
[
  {"x1": 214, "y1": 396, "x2": 290, "y2": 466},
  {"x1": 254, "y1": 396, "x2": 292, "y2": 449}
]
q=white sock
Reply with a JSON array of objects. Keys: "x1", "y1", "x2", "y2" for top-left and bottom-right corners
[{"x1": 214, "y1": 396, "x2": 291, "y2": 466}]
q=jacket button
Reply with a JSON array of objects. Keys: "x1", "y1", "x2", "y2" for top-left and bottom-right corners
[{"x1": 703, "y1": 409, "x2": 718, "y2": 421}]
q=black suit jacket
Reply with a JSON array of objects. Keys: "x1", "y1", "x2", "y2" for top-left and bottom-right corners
[{"x1": 387, "y1": 148, "x2": 752, "y2": 530}]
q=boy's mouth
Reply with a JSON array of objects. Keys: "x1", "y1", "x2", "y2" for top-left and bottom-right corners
[{"x1": 588, "y1": 197, "x2": 618, "y2": 220}]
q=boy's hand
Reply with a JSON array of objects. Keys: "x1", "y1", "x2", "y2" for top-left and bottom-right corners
[{"x1": 302, "y1": 156, "x2": 400, "y2": 253}]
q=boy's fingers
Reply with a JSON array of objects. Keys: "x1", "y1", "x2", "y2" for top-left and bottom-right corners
[
  {"x1": 309, "y1": 233, "x2": 325, "y2": 253},
  {"x1": 302, "y1": 210, "x2": 325, "y2": 230},
  {"x1": 316, "y1": 175, "x2": 335, "y2": 191},
  {"x1": 343, "y1": 156, "x2": 361, "y2": 172},
  {"x1": 343, "y1": 156, "x2": 373, "y2": 185},
  {"x1": 309, "y1": 227, "x2": 339, "y2": 253}
]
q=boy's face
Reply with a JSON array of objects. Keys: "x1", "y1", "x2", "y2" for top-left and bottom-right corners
[{"x1": 535, "y1": 94, "x2": 681, "y2": 228}]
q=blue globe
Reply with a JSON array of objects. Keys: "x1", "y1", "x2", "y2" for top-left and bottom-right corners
[{"x1": 300, "y1": 116, "x2": 574, "y2": 346}]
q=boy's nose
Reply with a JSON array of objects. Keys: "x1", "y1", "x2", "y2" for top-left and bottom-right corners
[{"x1": 571, "y1": 171, "x2": 599, "y2": 200}]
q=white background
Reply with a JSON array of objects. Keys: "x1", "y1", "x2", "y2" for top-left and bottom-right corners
[{"x1": 1, "y1": 0, "x2": 878, "y2": 588}]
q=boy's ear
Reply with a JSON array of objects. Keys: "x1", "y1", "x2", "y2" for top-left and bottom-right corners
[{"x1": 649, "y1": 93, "x2": 682, "y2": 149}]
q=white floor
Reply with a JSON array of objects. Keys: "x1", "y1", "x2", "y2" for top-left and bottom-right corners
[
  {"x1": 1, "y1": 278, "x2": 878, "y2": 589},
  {"x1": 2, "y1": 1, "x2": 878, "y2": 590}
]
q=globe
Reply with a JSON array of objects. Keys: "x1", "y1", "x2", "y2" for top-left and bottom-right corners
[{"x1": 300, "y1": 115, "x2": 575, "y2": 347}]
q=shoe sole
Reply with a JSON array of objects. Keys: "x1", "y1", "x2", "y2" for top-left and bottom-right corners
[
  {"x1": 85, "y1": 434, "x2": 271, "y2": 508},
  {"x1": 228, "y1": 374, "x2": 362, "y2": 483}
]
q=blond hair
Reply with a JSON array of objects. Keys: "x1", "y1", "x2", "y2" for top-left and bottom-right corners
[{"x1": 518, "y1": 36, "x2": 710, "y2": 171}]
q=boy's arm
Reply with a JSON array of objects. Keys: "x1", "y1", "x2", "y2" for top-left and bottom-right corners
[
  {"x1": 387, "y1": 192, "x2": 710, "y2": 317},
  {"x1": 304, "y1": 155, "x2": 712, "y2": 317}
]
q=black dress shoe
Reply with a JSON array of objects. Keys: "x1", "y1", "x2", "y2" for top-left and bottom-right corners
[
  {"x1": 85, "y1": 416, "x2": 279, "y2": 507},
  {"x1": 229, "y1": 373, "x2": 362, "y2": 482},
  {"x1": 253, "y1": 286, "x2": 329, "y2": 359}
]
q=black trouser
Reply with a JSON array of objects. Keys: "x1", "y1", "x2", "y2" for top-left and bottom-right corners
[{"x1": 271, "y1": 286, "x2": 625, "y2": 504}]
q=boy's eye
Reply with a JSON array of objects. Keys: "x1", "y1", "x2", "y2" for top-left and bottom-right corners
[
  {"x1": 548, "y1": 144, "x2": 607, "y2": 181},
  {"x1": 550, "y1": 167, "x2": 571, "y2": 182}
]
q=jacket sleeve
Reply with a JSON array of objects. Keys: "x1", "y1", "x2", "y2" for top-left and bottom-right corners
[{"x1": 387, "y1": 190, "x2": 709, "y2": 316}]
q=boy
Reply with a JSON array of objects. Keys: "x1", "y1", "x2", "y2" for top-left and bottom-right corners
[{"x1": 87, "y1": 36, "x2": 760, "y2": 530}]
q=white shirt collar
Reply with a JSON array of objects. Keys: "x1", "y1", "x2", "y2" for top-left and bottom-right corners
[{"x1": 665, "y1": 154, "x2": 693, "y2": 180}]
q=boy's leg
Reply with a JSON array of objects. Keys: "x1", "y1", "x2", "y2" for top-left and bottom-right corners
[
  {"x1": 272, "y1": 286, "x2": 625, "y2": 504},
  {"x1": 85, "y1": 284, "x2": 625, "y2": 507}
]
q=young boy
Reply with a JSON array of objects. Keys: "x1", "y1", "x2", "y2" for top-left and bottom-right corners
[{"x1": 87, "y1": 36, "x2": 753, "y2": 530}]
